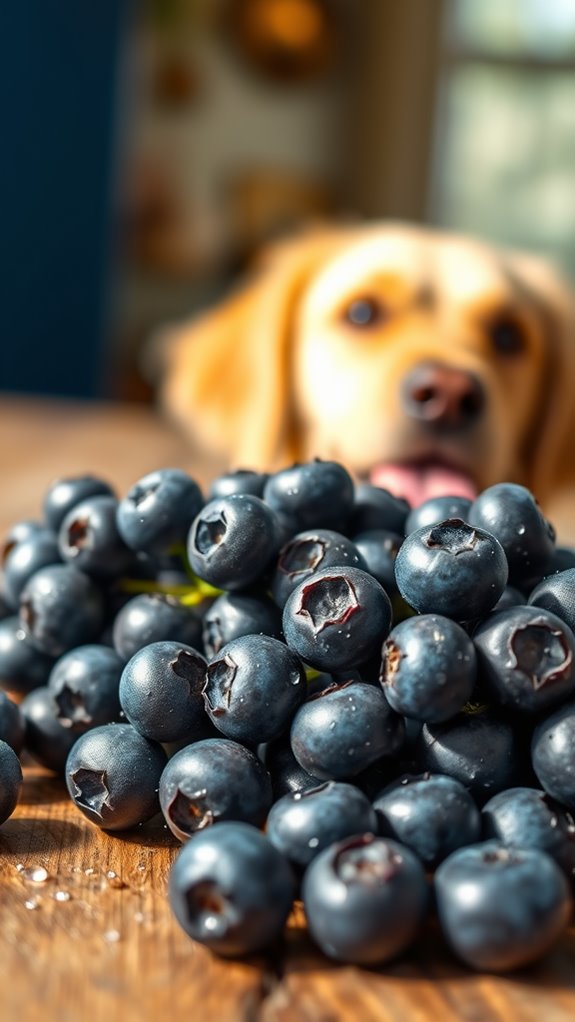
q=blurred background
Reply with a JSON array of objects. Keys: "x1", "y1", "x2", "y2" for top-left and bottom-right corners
[{"x1": 2, "y1": 0, "x2": 575, "y2": 403}]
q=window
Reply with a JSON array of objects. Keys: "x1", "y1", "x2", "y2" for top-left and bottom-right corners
[{"x1": 430, "y1": 0, "x2": 575, "y2": 274}]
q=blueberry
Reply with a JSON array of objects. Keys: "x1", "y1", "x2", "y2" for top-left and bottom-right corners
[
  {"x1": 290, "y1": 681, "x2": 404, "y2": 780},
  {"x1": 3, "y1": 530, "x2": 61, "y2": 609},
  {"x1": 491, "y1": 585, "x2": 525, "y2": 612},
  {"x1": 482, "y1": 787, "x2": 575, "y2": 882},
  {"x1": 2, "y1": 520, "x2": 46, "y2": 566},
  {"x1": 532, "y1": 701, "x2": 575, "y2": 811},
  {"x1": 0, "y1": 616, "x2": 55, "y2": 694},
  {"x1": 43, "y1": 474, "x2": 115, "y2": 533},
  {"x1": 468, "y1": 483, "x2": 556, "y2": 589},
  {"x1": 267, "y1": 781, "x2": 378, "y2": 870},
  {"x1": 474, "y1": 606, "x2": 575, "y2": 714},
  {"x1": 159, "y1": 738, "x2": 272, "y2": 841},
  {"x1": 19, "y1": 565, "x2": 105, "y2": 657},
  {"x1": 21, "y1": 686, "x2": 78, "y2": 772},
  {"x1": 0, "y1": 740, "x2": 23, "y2": 825},
  {"x1": 374, "y1": 773, "x2": 481, "y2": 868},
  {"x1": 187, "y1": 494, "x2": 280, "y2": 591},
  {"x1": 529, "y1": 568, "x2": 575, "y2": 633},
  {"x1": 47, "y1": 644, "x2": 124, "y2": 734},
  {"x1": 65, "y1": 723, "x2": 167, "y2": 830},
  {"x1": 264, "y1": 460, "x2": 355, "y2": 533},
  {"x1": 260, "y1": 736, "x2": 321, "y2": 800},
  {"x1": 58, "y1": 495, "x2": 133, "y2": 578},
  {"x1": 208, "y1": 469, "x2": 269, "y2": 500},
  {"x1": 203, "y1": 634, "x2": 305, "y2": 745},
  {"x1": 0, "y1": 691, "x2": 26, "y2": 754},
  {"x1": 380, "y1": 615, "x2": 477, "y2": 723},
  {"x1": 349, "y1": 484, "x2": 410, "y2": 535},
  {"x1": 113, "y1": 593, "x2": 203, "y2": 661},
  {"x1": 415, "y1": 707, "x2": 527, "y2": 803},
  {"x1": 119, "y1": 641, "x2": 209, "y2": 744},
  {"x1": 404, "y1": 495, "x2": 472, "y2": 535},
  {"x1": 117, "y1": 468, "x2": 204, "y2": 556},
  {"x1": 395, "y1": 519, "x2": 508, "y2": 620},
  {"x1": 168, "y1": 821, "x2": 295, "y2": 956},
  {"x1": 435, "y1": 841, "x2": 571, "y2": 971},
  {"x1": 282, "y1": 566, "x2": 392, "y2": 672},
  {"x1": 271, "y1": 529, "x2": 366, "y2": 608},
  {"x1": 548, "y1": 547, "x2": 575, "y2": 574},
  {"x1": 201, "y1": 591, "x2": 282, "y2": 659},
  {"x1": 302, "y1": 834, "x2": 427, "y2": 965},
  {"x1": 352, "y1": 530, "x2": 402, "y2": 595}
]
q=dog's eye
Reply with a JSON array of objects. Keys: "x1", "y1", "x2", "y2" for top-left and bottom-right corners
[
  {"x1": 489, "y1": 316, "x2": 526, "y2": 356},
  {"x1": 343, "y1": 298, "x2": 383, "y2": 328}
]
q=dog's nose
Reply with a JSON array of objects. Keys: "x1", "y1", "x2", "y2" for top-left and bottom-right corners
[{"x1": 402, "y1": 362, "x2": 485, "y2": 429}]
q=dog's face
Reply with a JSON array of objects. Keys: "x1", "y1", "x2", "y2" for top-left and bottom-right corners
[
  {"x1": 160, "y1": 222, "x2": 575, "y2": 537},
  {"x1": 292, "y1": 227, "x2": 552, "y2": 505}
]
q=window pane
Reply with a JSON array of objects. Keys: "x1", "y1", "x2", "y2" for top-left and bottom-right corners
[
  {"x1": 431, "y1": 65, "x2": 575, "y2": 271},
  {"x1": 450, "y1": 0, "x2": 575, "y2": 59}
]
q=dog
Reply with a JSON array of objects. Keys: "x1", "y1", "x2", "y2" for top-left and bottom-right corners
[{"x1": 159, "y1": 222, "x2": 575, "y2": 543}]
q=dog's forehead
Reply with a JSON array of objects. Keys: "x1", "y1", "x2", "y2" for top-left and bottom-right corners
[{"x1": 303, "y1": 229, "x2": 517, "y2": 309}]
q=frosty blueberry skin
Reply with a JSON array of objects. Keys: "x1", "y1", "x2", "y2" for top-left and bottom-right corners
[
  {"x1": 0, "y1": 739, "x2": 23, "y2": 825},
  {"x1": 302, "y1": 834, "x2": 428, "y2": 965},
  {"x1": 435, "y1": 841, "x2": 571, "y2": 972},
  {"x1": 473, "y1": 606, "x2": 575, "y2": 715},
  {"x1": 65, "y1": 723, "x2": 167, "y2": 831},
  {"x1": 282, "y1": 566, "x2": 392, "y2": 672},
  {"x1": 394, "y1": 518, "x2": 508, "y2": 620},
  {"x1": 169, "y1": 822, "x2": 296, "y2": 956},
  {"x1": 159, "y1": 738, "x2": 272, "y2": 842}
]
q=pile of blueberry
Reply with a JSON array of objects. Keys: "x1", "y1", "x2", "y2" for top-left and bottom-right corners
[{"x1": 1, "y1": 461, "x2": 575, "y2": 971}]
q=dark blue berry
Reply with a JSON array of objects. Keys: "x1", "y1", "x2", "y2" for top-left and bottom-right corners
[
  {"x1": 187, "y1": 494, "x2": 280, "y2": 591},
  {"x1": 264, "y1": 460, "x2": 355, "y2": 533},
  {"x1": 58, "y1": 495, "x2": 133, "y2": 578},
  {"x1": 19, "y1": 565, "x2": 105, "y2": 658},
  {"x1": 0, "y1": 616, "x2": 55, "y2": 694},
  {"x1": 271, "y1": 529, "x2": 366, "y2": 608},
  {"x1": 532, "y1": 702, "x2": 575, "y2": 811},
  {"x1": 168, "y1": 821, "x2": 295, "y2": 956},
  {"x1": 482, "y1": 787, "x2": 575, "y2": 882},
  {"x1": 349, "y1": 484, "x2": 410, "y2": 535},
  {"x1": 3, "y1": 530, "x2": 61, "y2": 609},
  {"x1": 435, "y1": 841, "x2": 570, "y2": 971},
  {"x1": 395, "y1": 519, "x2": 508, "y2": 620},
  {"x1": 380, "y1": 614, "x2": 477, "y2": 723},
  {"x1": 302, "y1": 834, "x2": 427, "y2": 964},
  {"x1": 201, "y1": 591, "x2": 282, "y2": 659},
  {"x1": 208, "y1": 469, "x2": 269, "y2": 500},
  {"x1": 113, "y1": 593, "x2": 203, "y2": 661},
  {"x1": 47, "y1": 644, "x2": 124, "y2": 734},
  {"x1": 0, "y1": 691, "x2": 26, "y2": 754},
  {"x1": 282, "y1": 565, "x2": 392, "y2": 672},
  {"x1": 405, "y1": 495, "x2": 472, "y2": 535},
  {"x1": 117, "y1": 468, "x2": 204, "y2": 556},
  {"x1": 65, "y1": 723, "x2": 167, "y2": 830},
  {"x1": 260, "y1": 736, "x2": 320, "y2": 800},
  {"x1": 159, "y1": 738, "x2": 272, "y2": 841},
  {"x1": 203, "y1": 634, "x2": 305, "y2": 745},
  {"x1": 374, "y1": 773, "x2": 481, "y2": 868},
  {"x1": 290, "y1": 681, "x2": 404, "y2": 780},
  {"x1": 0, "y1": 740, "x2": 23, "y2": 825},
  {"x1": 119, "y1": 641, "x2": 208, "y2": 744},
  {"x1": 21, "y1": 686, "x2": 78, "y2": 772},
  {"x1": 352, "y1": 530, "x2": 402, "y2": 595},
  {"x1": 267, "y1": 781, "x2": 378, "y2": 869},
  {"x1": 468, "y1": 483, "x2": 556, "y2": 589},
  {"x1": 529, "y1": 568, "x2": 575, "y2": 633},
  {"x1": 474, "y1": 606, "x2": 575, "y2": 714},
  {"x1": 43, "y1": 475, "x2": 115, "y2": 532}
]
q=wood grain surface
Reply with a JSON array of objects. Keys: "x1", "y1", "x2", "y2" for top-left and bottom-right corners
[{"x1": 1, "y1": 395, "x2": 575, "y2": 1022}]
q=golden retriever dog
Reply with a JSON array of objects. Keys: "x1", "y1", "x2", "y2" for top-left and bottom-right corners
[{"x1": 159, "y1": 222, "x2": 575, "y2": 542}]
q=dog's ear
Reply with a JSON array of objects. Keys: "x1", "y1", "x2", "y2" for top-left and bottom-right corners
[
  {"x1": 511, "y1": 253, "x2": 575, "y2": 524},
  {"x1": 158, "y1": 227, "x2": 346, "y2": 470}
]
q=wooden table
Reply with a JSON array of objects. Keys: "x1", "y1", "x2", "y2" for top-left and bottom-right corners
[{"x1": 1, "y1": 395, "x2": 574, "y2": 1022}]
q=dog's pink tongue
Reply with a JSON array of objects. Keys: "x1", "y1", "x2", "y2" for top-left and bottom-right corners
[{"x1": 370, "y1": 463, "x2": 477, "y2": 507}]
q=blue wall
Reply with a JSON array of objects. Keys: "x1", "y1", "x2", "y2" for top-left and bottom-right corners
[{"x1": 0, "y1": 3, "x2": 129, "y2": 398}]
